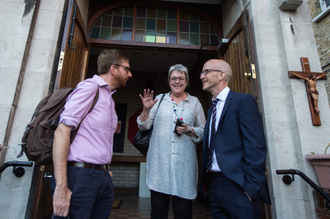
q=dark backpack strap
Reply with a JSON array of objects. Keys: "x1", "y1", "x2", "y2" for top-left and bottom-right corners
[
  {"x1": 70, "y1": 88, "x2": 99, "y2": 143},
  {"x1": 154, "y1": 94, "x2": 165, "y2": 118},
  {"x1": 87, "y1": 88, "x2": 100, "y2": 114}
]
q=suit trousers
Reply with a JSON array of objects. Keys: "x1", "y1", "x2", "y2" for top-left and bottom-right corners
[
  {"x1": 51, "y1": 165, "x2": 114, "y2": 219},
  {"x1": 208, "y1": 172, "x2": 262, "y2": 219},
  {"x1": 151, "y1": 190, "x2": 192, "y2": 219}
]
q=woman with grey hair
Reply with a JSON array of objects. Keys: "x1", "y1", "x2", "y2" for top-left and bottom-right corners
[{"x1": 137, "y1": 64, "x2": 206, "y2": 219}]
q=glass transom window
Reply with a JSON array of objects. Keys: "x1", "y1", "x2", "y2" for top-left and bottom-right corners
[{"x1": 89, "y1": 7, "x2": 219, "y2": 46}]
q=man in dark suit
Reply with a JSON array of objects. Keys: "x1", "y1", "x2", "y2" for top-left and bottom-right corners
[{"x1": 199, "y1": 59, "x2": 270, "y2": 219}]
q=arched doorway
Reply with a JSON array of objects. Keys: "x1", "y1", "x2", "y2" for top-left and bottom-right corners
[
  {"x1": 29, "y1": 1, "x2": 263, "y2": 218},
  {"x1": 86, "y1": 2, "x2": 222, "y2": 198}
]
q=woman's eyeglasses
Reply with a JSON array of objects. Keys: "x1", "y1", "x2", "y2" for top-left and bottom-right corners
[{"x1": 170, "y1": 77, "x2": 186, "y2": 82}]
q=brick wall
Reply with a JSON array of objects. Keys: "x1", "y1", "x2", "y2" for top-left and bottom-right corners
[
  {"x1": 110, "y1": 163, "x2": 140, "y2": 187},
  {"x1": 307, "y1": 0, "x2": 330, "y2": 103}
]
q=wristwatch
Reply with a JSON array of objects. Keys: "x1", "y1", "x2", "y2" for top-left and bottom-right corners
[{"x1": 186, "y1": 126, "x2": 192, "y2": 136}]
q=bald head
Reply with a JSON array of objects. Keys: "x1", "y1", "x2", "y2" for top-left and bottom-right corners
[
  {"x1": 204, "y1": 59, "x2": 232, "y2": 83},
  {"x1": 201, "y1": 59, "x2": 232, "y2": 98}
]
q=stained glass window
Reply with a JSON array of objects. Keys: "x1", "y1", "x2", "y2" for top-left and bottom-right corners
[
  {"x1": 89, "y1": 7, "x2": 134, "y2": 41},
  {"x1": 135, "y1": 7, "x2": 177, "y2": 44},
  {"x1": 179, "y1": 10, "x2": 218, "y2": 46},
  {"x1": 89, "y1": 7, "x2": 219, "y2": 46}
]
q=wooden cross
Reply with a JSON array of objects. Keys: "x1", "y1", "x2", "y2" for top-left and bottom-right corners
[{"x1": 288, "y1": 57, "x2": 327, "y2": 126}]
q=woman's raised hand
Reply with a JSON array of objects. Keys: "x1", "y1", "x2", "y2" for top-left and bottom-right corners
[{"x1": 139, "y1": 89, "x2": 158, "y2": 110}]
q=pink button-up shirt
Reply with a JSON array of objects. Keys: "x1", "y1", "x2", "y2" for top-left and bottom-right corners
[{"x1": 59, "y1": 75, "x2": 117, "y2": 165}]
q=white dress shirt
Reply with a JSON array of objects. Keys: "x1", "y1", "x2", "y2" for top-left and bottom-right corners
[{"x1": 209, "y1": 86, "x2": 230, "y2": 172}]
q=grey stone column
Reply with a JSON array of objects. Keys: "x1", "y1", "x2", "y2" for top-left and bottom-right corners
[
  {"x1": 0, "y1": 0, "x2": 66, "y2": 218},
  {"x1": 249, "y1": 0, "x2": 330, "y2": 218}
]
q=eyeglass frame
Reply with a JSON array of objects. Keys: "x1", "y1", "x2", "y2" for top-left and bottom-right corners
[
  {"x1": 169, "y1": 76, "x2": 187, "y2": 83},
  {"x1": 114, "y1": 64, "x2": 131, "y2": 73},
  {"x1": 200, "y1": 69, "x2": 222, "y2": 77}
]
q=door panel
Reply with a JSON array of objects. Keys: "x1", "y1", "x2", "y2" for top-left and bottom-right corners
[
  {"x1": 219, "y1": 10, "x2": 256, "y2": 98},
  {"x1": 223, "y1": 32, "x2": 253, "y2": 95},
  {"x1": 30, "y1": 0, "x2": 90, "y2": 218},
  {"x1": 58, "y1": 1, "x2": 90, "y2": 89}
]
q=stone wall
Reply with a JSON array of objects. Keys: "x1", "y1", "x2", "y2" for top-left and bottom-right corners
[
  {"x1": 0, "y1": 0, "x2": 66, "y2": 218},
  {"x1": 247, "y1": 0, "x2": 330, "y2": 218},
  {"x1": 0, "y1": 0, "x2": 39, "y2": 218}
]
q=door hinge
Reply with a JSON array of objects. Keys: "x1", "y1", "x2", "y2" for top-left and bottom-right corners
[
  {"x1": 58, "y1": 51, "x2": 65, "y2": 71},
  {"x1": 251, "y1": 64, "x2": 256, "y2": 79}
]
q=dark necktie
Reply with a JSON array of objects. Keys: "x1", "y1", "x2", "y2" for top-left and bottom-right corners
[{"x1": 206, "y1": 98, "x2": 220, "y2": 173}]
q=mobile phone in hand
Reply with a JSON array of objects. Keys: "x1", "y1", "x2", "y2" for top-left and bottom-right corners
[{"x1": 174, "y1": 118, "x2": 184, "y2": 136}]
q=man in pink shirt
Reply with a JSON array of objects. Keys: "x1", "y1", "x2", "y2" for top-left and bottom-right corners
[{"x1": 51, "y1": 49, "x2": 132, "y2": 219}]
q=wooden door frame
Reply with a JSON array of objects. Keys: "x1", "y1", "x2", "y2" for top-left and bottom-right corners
[
  {"x1": 56, "y1": 0, "x2": 91, "y2": 90},
  {"x1": 242, "y1": 9, "x2": 259, "y2": 101}
]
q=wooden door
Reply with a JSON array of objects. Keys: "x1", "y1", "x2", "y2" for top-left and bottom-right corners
[
  {"x1": 30, "y1": 1, "x2": 90, "y2": 218},
  {"x1": 56, "y1": 1, "x2": 90, "y2": 89},
  {"x1": 219, "y1": 10, "x2": 258, "y2": 99}
]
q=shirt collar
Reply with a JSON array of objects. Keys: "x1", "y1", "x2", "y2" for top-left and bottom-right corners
[
  {"x1": 214, "y1": 86, "x2": 230, "y2": 102},
  {"x1": 93, "y1": 74, "x2": 117, "y2": 94},
  {"x1": 184, "y1": 92, "x2": 190, "y2": 103}
]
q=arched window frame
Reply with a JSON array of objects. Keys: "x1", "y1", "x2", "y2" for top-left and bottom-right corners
[{"x1": 87, "y1": 2, "x2": 223, "y2": 51}]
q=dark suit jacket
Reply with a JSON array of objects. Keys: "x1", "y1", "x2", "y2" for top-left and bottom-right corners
[{"x1": 200, "y1": 90, "x2": 271, "y2": 204}]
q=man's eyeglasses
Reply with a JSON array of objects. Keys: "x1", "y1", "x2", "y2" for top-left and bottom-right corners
[
  {"x1": 115, "y1": 64, "x2": 131, "y2": 73},
  {"x1": 170, "y1": 77, "x2": 186, "y2": 83},
  {"x1": 200, "y1": 69, "x2": 222, "y2": 77}
]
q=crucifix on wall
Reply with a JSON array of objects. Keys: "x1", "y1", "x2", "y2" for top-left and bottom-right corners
[{"x1": 288, "y1": 57, "x2": 327, "y2": 126}]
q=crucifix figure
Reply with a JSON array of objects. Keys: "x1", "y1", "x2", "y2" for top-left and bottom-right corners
[
  {"x1": 291, "y1": 72, "x2": 325, "y2": 113},
  {"x1": 289, "y1": 57, "x2": 327, "y2": 126}
]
